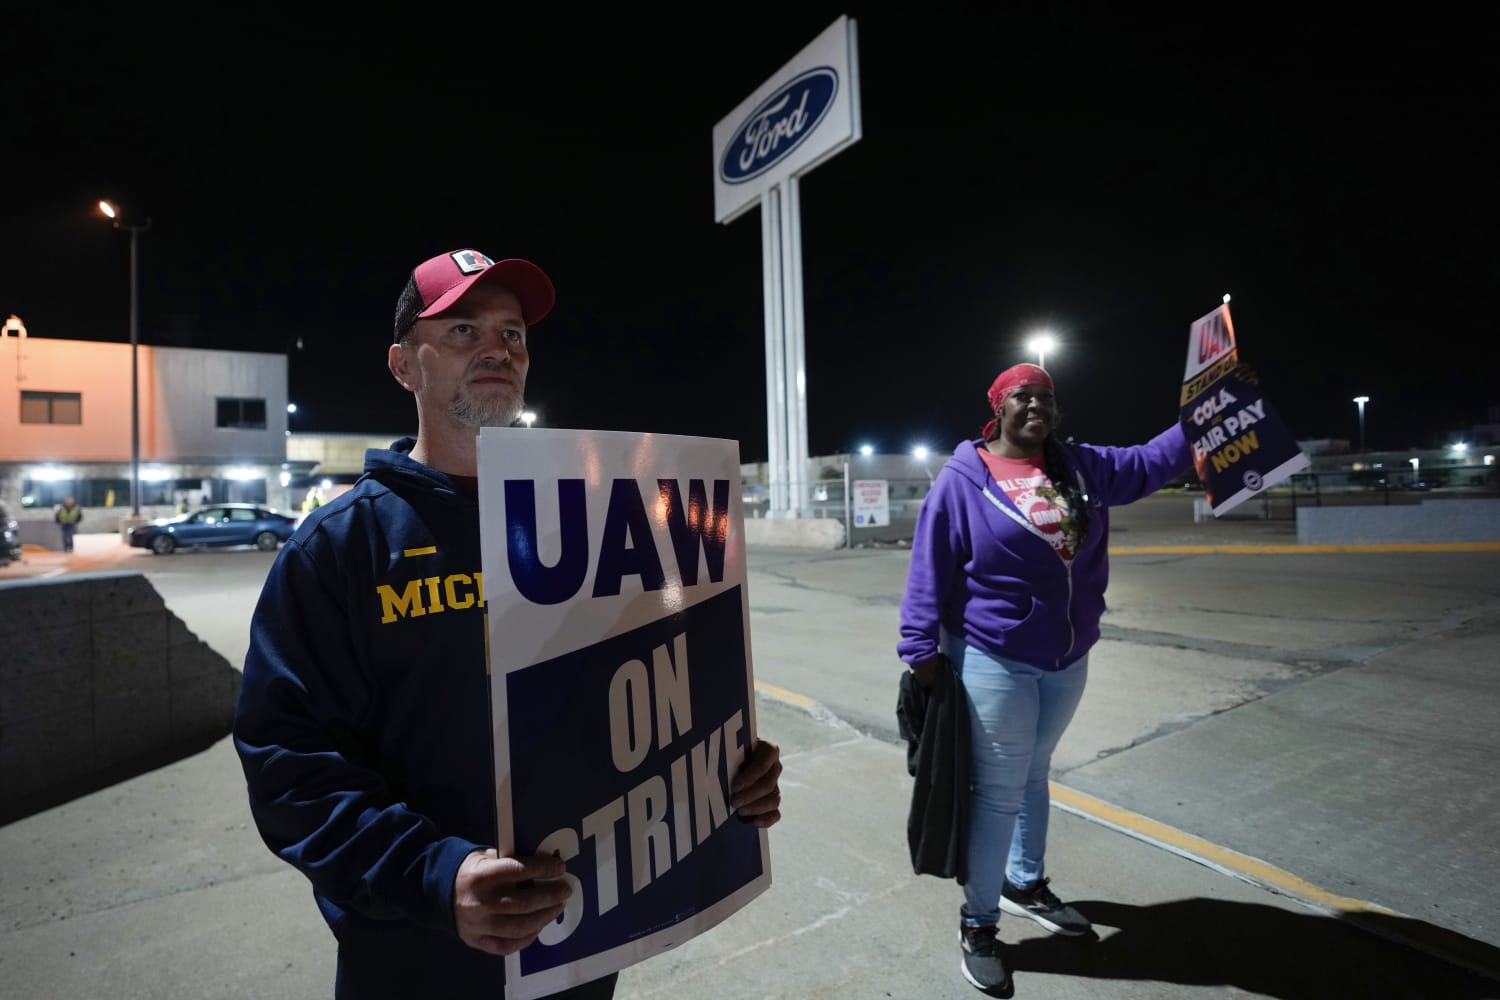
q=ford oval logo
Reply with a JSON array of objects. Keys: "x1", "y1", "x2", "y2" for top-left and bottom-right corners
[{"x1": 720, "y1": 67, "x2": 838, "y2": 184}]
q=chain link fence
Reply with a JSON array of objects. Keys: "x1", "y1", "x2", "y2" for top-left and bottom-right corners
[
  {"x1": 742, "y1": 467, "x2": 1500, "y2": 547},
  {"x1": 742, "y1": 475, "x2": 934, "y2": 546}
]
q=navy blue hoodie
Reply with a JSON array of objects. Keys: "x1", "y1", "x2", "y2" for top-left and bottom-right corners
[{"x1": 234, "y1": 439, "x2": 512, "y2": 997}]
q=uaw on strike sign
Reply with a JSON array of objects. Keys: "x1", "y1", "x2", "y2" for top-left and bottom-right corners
[
  {"x1": 1181, "y1": 304, "x2": 1308, "y2": 515},
  {"x1": 476, "y1": 428, "x2": 770, "y2": 999}
]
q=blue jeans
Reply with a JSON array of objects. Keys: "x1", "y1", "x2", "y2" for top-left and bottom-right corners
[{"x1": 946, "y1": 639, "x2": 1089, "y2": 927}]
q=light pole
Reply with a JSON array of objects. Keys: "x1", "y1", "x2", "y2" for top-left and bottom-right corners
[
  {"x1": 1353, "y1": 395, "x2": 1369, "y2": 452},
  {"x1": 3, "y1": 314, "x2": 25, "y2": 381},
  {"x1": 1025, "y1": 331, "x2": 1057, "y2": 370},
  {"x1": 99, "y1": 200, "x2": 152, "y2": 517}
]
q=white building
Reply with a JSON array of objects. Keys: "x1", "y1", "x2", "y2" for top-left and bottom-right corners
[{"x1": 0, "y1": 327, "x2": 293, "y2": 530}]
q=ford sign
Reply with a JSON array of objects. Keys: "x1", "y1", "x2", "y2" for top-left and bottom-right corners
[{"x1": 719, "y1": 67, "x2": 839, "y2": 185}]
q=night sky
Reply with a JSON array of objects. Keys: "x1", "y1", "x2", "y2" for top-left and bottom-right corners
[{"x1": 3, "y1": 9, "x2": 1494, "y2": 462}]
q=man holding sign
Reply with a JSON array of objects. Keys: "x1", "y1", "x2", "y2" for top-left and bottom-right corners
[{"x1": 233, "y1": 248, "x2": 783, "y2": 999}]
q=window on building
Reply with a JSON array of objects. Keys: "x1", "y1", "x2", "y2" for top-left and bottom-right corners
[
  {"x1": 21, "y1": 478, "x2": 124, "y2": 508},
  {"x1": 216, "y1": 397, "x2": 267, "y2": 429},
  {"x1": 20, "y1": 390, "x2": 82, "y2": 424}
]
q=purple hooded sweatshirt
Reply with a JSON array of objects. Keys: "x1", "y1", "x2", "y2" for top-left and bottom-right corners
[{"x1": 898, "y1": 425, "x2": 1191, "y2": 671}]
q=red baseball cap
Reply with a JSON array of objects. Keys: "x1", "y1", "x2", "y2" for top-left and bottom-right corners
[{"x1": 394, "y1": 249, "x2": 555, "y2": 341}]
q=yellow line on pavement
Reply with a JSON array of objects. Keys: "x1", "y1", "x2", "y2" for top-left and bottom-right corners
[
  {"x1": 1049, "y1": 783, "x2": 1500, "y2": 979},
  {"x1": 749, "y1": 679, "x2": 1500, "y2": 978},
  {"x1": 752, "y1": 675, "x2": 1395, "y2": 916},
  {"x1": 1110, "y1": 542, "x2": 1500, "y2": 555},
  {"x1": 1048, "y1": 783, "x2": 1396, "y2": 915},
  {"x1": 754, "y1": 680, "x2": 817, "y2": 710}
]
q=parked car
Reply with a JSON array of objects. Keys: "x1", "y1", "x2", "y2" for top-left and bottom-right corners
[
  {"x1": 127, "y1": 503, "x2": 298, "y2": 555},
  {"x1": 0, "y1": 502, "x2": 21, "y2": 566}
]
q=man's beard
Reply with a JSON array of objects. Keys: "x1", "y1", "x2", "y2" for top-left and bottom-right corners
[{"x1": 448, "y1": 387, "x2": 524, "y2": 428}]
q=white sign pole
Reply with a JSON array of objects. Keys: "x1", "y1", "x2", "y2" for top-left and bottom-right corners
[
  {"x1": 712, "y1": 16, "x2": 860, "y2": 521},
  {"x1": 843, "y1": 459, "x2": 852, "y2": 532},
  {"x1": 782, "y1": 175, "x2": 809, "y2": 517},
  {"x1": 761, "y1": 186, "x2": 788, "y2": 515}
]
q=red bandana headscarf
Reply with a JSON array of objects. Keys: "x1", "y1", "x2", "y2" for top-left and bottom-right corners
[{"x1": 982, "y1": 363, "x2": 1054, "y2": 440}]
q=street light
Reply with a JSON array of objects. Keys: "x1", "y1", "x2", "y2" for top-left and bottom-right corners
[
  {"x1": 1353, "y1": 395, "x2": 1369, "y2": 452},
  {"x1": 911, "y1": 444, "x2": 934, "y2": 485},
  {"x1": 519, "y1": 410, "x2": 537, "y2": 429},
  {"x1": 99, "y1": 199, "x2": 152, "y2": 517},
  {"x1": 1025, "y1": 331, "x2": 1057, "y2": 369}
]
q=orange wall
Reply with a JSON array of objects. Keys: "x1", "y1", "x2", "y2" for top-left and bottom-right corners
[{"x1": 0, "y1": 338, "x2": 157, "y2": 461}]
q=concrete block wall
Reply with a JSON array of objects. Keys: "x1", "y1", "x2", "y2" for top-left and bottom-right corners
[
  {"x1": 743, "y1": 517, "x2": 846, "y2": 550},
  {"x1": 0, "y1": 571, "x2": 240, "y2": 813},
  {"x1": 1296, "y1": 498, "x2": 1500, "y2": 545}
]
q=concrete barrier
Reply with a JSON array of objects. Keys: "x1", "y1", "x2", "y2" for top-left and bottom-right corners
[
  {"x1": 744, "y1": 516, "x2": 846, "y2": 550},
  {"x1": 0, "y1": 572, "x2": 240, "y2": 818},
  {"x1": 13, "y1": 507, "x2": 178, "y2": 544},
  {"x1": 1296, "y1": 498, "x2": 1500, "y2": 544},
  {"x1": 1194, "y1": 495, "x2": 1278, "y2": 523}
]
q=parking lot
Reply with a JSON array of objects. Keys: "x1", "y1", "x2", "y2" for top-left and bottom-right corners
[{"x1": 3, "y1": 492, "x2": 1498, "y2": 999}]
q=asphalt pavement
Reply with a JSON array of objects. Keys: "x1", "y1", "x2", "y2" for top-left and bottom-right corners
[{"x1": 2, "y1": 498, "x2": 1498, "y2": 1000}]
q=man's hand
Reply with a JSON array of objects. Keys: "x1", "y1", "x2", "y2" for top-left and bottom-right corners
[
  {"x1": 453, "y1": 849, "x2": 572, "y2": 957},
  {"x1": 730, "y1": 739, "x2": 783, "y2": 828}
]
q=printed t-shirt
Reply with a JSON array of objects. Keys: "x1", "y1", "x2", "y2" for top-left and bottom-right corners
[{"x1": 976, "y1": 446, "x2": 1079, "y2": 561}]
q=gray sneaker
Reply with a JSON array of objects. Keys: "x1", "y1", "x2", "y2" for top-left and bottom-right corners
[
  {"x1": 1000, "y1": 877, "x2": 1092, "y2": 936},
  {"x1": 959, "y1": 924, "x2": 1012, "y2": 996}
]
